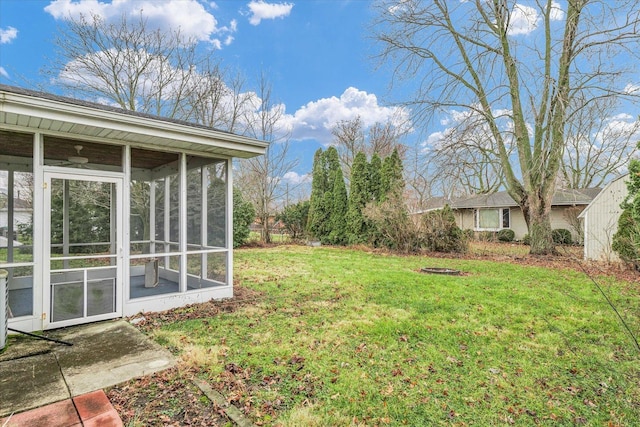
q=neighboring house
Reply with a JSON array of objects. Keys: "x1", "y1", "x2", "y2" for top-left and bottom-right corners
[
  {"x1": 0, "y1": 84, "x2": 268, "y2": 333},
  {"x1": 417, "y1": 188, "x2": 601, "y2": 241},
  {"x1": 0, "y1": 196, "x2": 32, "y2": 241},
  {"x1": 579, "y1": 174, "x2": 628, "y2": 262}
]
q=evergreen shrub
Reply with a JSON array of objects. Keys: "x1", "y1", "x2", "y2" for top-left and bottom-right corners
[
  {"x1": 497, "y1": 229, "x2": 515, "y2": 242},
  {"x1": 552, "y1": 228, "x2": 572, "y2": 245}
]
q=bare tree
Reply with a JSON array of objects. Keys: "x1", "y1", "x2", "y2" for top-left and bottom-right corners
[
  {"x1": 331, "y1": 115, "x2": 409, "y2": 182},
  {"x1": 561, "y1": 94, "x2": 640, "y2": 189},
  {"x1": 234, "y1": 73, "x2": 298, "y2": 243},
  {"x1": 373, "y1": 0, "x2": 640, "y2": 254},
  {"x1": 403, "y1": 145, "x2": 434, "y2": 211},
  {"x1": 47, "y1": 12, "x2": 225, "y2": 121},
  {"x1": 427, "y1": 113, "x2": 506, "y2": 196},
  {"x1": 187, "y1": 65, "x2": 255, "y2": 133},
  {"x1": 332, "y1": 116, "x2": 365, "y2": 181}
]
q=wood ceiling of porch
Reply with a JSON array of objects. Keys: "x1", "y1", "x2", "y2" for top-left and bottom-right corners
[{"x1": 0, "y1": 130, "x2": 180, "y2": 170}]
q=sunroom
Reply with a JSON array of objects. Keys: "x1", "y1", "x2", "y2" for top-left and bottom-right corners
[{"x1": 0, "y1": 85, "x2": 267, "y2": 333}]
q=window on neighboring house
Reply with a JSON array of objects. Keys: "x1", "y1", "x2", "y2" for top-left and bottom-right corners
[
  {"x1": 502, "y1": 208, "x2": 510, "y2": 228},
  {"x1": 475, "y1": 208, "x2": 510, "y2": 230}
]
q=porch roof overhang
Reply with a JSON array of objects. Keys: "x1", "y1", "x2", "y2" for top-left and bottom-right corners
[{"x1": 0, "y1": 84, "x2": 268, "y2": 159}]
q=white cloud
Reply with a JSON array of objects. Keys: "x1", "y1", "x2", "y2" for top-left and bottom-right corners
[
  {"x1": 282, "y1": 87, "x2": 411, "y2": 145},
  {"x1": 44, "y1": 0, "x2": 235, "y2": 47},
  {"x1": 247, "y1": 1, "x2": 294, "y2": 26},
  {"x1": 0, "y1": 66, "x2": 8, "y2": 78},
  {"x1": 507, "y1": 2, "x2": 563, "y2": 36},
  {"x1": 425, "y1": 105, "x2": 520, "y2": 153},
  {"x1": 550, "y1": 1, "x2": 564, "y2": 21},
  {"x1": 0, "y1": 26, "x2": 18, "y2": 44},
  {"x1": 388, "y1": 0, "x2": 410, "y2": 16},
  {"x1": 508, "y1": 4, "x2": 540, "y2": 36},
  {"x1": 595, "y1": 113, "x2": 640, "y2": 145},
  {"x1": 282, "y1": 171, "x2": 309, "y2": 185},
  {"x1": 624, "y1": 83, "x2": 640, "y2": 95}
]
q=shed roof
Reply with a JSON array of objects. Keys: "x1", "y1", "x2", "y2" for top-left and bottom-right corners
[{"x1": 0, "y1": 84, "x2": 268, "y2": 159}]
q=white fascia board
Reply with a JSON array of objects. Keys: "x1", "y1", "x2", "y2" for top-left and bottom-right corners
[{"x1": 0, "y1": 90, "x2": 269, "y2": 157}]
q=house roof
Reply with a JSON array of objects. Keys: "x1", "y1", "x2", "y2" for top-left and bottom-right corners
[
  {"x1": 0, "y1": 84, "x2": 268, "y2": 159},
  {"x1": 416, "y1": 187, "x2": 602, "y2": 213}
]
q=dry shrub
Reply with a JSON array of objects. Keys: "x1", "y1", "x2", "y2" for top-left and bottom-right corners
[
  {"x1": 421, "y1": 205, "x2": 468, "y2": 253},
  {"x1": 363, "y1": 193, "x2": 424, "y2": 253}
]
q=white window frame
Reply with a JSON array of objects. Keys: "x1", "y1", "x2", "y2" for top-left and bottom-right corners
[{"x1": 475, "y1": 207, "x2": 510, "y2": 231}]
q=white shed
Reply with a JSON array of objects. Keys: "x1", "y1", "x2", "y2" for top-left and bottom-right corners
[{"x1": 579, "y1": 174, "x2": 628, "y2": 262}]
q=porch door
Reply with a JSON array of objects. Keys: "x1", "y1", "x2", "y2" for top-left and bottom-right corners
[{"x1": 43, "y1": 171, "x2": 123, "y2": 328}]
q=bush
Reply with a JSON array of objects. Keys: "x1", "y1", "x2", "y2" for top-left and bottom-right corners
[
  {"x1": 477, "y1": 231, "x2": 496, "y2": 242},
  {"x1": 552, "y1": 228, "x2": 572, "y2": 245},
  {"x1": 233, "y1": 189, "x2": 255, "y2": 248},
  {"x1": 278, "y1": 200, "x2": 310, "y2": 241},
  {"x1": 497, "y1": 229, "x2": 515, "y2": 242},
  {"x1": 612, "y1": 209, "x2": 640, "y2": 268},
  {"x1": 422, "y1": 205, "x2": 468, "y2": 253},
  {"x1": 363, "y1": 193, "x2": 423, "y2": 253},
  {"x1": 522, "y1": 234, "x2": 531, "y2": 245},
  {"x1": 613, "y1": 164, "x2": 640, "y2": 268}
]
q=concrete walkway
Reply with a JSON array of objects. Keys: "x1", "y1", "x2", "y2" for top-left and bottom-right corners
[{"x1": 0, "y1": 320, "x2": 175, "y2": 421}]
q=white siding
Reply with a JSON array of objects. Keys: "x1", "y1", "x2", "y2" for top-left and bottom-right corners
[
  {"x1": 581, "y1": 175, "x2": 627, "y2": 262},
  {"x1": 550, "y1": 206, "x2": 585, "y2": 242},
  {"x1": 456, "y1": 207, "x2": 578, "y2": 241}
]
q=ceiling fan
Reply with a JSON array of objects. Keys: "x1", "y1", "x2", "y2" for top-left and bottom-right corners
[
  {"x1": 67, "y1": 145, "x2": 89, "y2": 165},
  {"x1": 49, "y1": 145, "x2": 91, "y2": 168}
]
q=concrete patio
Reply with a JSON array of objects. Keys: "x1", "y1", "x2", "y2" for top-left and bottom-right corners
[{"x1": 0, "y1": 319, "x2": 175, "y2": 422}]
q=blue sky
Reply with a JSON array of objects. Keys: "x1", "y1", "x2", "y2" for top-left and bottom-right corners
[
  {"x1": 2, "y1": 1, "x2": 639, "y2": 196},
  {"x1": 0, "y1": 0, "x2": 410, "y2": 184}
]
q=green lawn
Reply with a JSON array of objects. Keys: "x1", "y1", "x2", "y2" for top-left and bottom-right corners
[{"x1": 148, "y1": 245, "x2": 640, "y2": 426}]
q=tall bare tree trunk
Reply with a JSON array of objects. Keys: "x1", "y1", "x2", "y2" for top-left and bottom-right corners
[{"x1": 522, "y1": 194, "x2": 554, "y2": 255}]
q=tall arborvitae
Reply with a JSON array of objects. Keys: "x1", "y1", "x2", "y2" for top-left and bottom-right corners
[
  {"x1": 329, "y1": 167, "x2": 349, "y2": 244},
  {"x1": 380, "y1": 148, "x2": 404, "y2": 201},
  {"x1": 324, "y1": 147, "x2": 347, "y2": 244},
  {"x1": 307, "y1": 148, "x2": 329, "y2": 240},
  {"x1": 368, "y1": 153, "x2": 383, "y2": 202},
  {"x1": 346, "y1": 151, "x2": 369, "y2": 243},
  {"x1": 325, "y1": 146, "x2": 342, "y2": 183}
]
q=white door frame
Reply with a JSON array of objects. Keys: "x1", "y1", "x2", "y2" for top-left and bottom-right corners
[{"x1": 42, "y1": 167, "x2": 124, "y2": 329}]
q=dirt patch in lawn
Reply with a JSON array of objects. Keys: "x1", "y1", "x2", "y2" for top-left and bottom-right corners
[
  {"x1": 131, "y1": 284, "x2": 265, "y2": 333},
  {"x1": 107, "y1": 366, "x2": 231, "y2": 427}
]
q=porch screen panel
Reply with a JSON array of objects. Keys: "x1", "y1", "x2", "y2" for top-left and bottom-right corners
[
  {"x1": 51, "y1": 281, "x2": 84, "y2": 322},
  {"x1": 206, "y1": 252, "x2": 226, "y2": 283},
  {"x1": 130, "y1": 180, "x2": 151, "y2": 254},
  {"x1": 6, "y1": 266, "x2": 33, "y2": 317},
  {"x1": 50, "y1": 179, "x2": 114, "y2": 257},
  {"x1": 1, "y1": 132, "x2": 35, "y2": 318},
  {"x1": 128, "y1": 147, "x2": 183, "y2": 299},
  {"x1": 206, "y1": 161, "x2": 227, "y2": 248},
  {"x1": 129, "y1": 152, "x2": 228, "y2": 299},
  {"x1": 169, "y1": 173, "x2": 180, "y2": 244},
  {"x1": 187, "y1": 167, "x2": 202, "y2": 247},
  {"x1": 154, "y1": 178, "x2": 166, "y2": 253}
]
